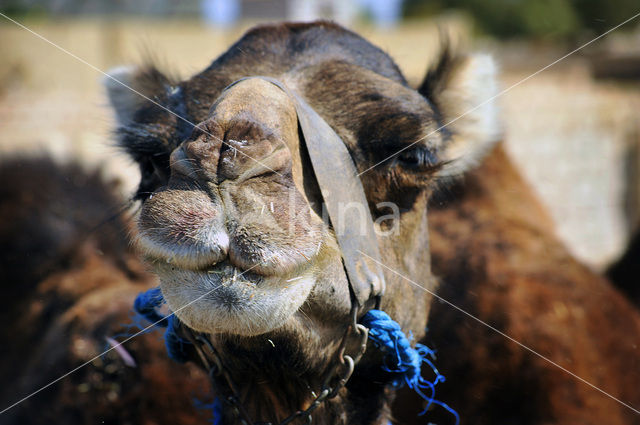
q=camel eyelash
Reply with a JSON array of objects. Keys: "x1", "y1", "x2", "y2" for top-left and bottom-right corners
[{"x1": 394, "y1": 146, "x2": 442, "y2": 172}]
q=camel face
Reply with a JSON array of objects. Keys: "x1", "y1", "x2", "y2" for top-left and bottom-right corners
[
  {"x1": 136, "y1": 78, "x2": 330, "y2": 336},
  {"x1": 106, "y1": 22, "x2": 500, "y2": 345}
]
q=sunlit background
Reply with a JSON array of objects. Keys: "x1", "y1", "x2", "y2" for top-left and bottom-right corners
[{"x1": 1, "y1": 0, "x2": 639, "y2": 269}]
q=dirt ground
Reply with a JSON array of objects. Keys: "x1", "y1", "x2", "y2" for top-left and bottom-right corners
[{"x1": 1, "y1": 18, "x2": 638, "y2": 268}]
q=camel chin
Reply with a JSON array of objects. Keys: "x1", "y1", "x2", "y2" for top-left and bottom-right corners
[{"x1": 148, "y1": 262, "x2": 314, "y2": 336}]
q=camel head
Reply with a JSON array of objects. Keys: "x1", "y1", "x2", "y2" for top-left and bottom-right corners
[{"x1": 106, "y1": 21, "x2": 500, "y2": 423}]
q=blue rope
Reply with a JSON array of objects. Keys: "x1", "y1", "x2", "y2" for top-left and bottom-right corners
[
  {"x1": 131, "y1": 290, "x2": 458, "y2": 424},
  {"x1": 361, "y1": 309, "x2": 460, "y2": 425},
  {"x1": 193, "y1": 397, "x2": 223, "y2": 425},
  {"x1": 132, "y1": 286, "x2": 191, "y2": 363},
  {"x1": 211, "y1": 397, "x2": 223, "y2": 425},
  {"x1": 133, "y1": 287, "x2": 167, "y2": 326}
]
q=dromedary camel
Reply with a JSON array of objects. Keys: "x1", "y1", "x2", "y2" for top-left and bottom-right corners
[
  {"x1": 2, "y1": 21, "x2": 639, "y2": 425},
  {"x1": 103, "y1": 20, "x2": 502, "y2": 424}
]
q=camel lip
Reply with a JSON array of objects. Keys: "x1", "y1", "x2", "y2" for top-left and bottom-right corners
[
  {"x1": 149, "y1": 258, "x2": 267, "y2": 285},
  {"x1": 135, "y1": 229, "x2": 230, "y2": 272},
  {"x1": 199, "y1": 261, "x2": 265, "y2": 286},
  {"x1": 155, "y1": 262, "x2": 317, "y2": 336},
  {"x1": 135, "y1": 231, "x2": 295, "y2": 279}
]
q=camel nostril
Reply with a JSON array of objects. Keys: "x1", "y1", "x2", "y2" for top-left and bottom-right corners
[{"x1": 170, "y1": 146, "x2": 198, "y2": 179}]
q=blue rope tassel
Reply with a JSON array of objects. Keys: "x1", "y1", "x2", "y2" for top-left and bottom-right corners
[
  {"x1": 361, "y1": 310, "x2": 460, "y2": 425},
  {"x1": 133, "y1": 287, "x2": 167, "y2": 325},
  {"x1": 133, "y1": 286, "x2": 191, "y2": 363}
]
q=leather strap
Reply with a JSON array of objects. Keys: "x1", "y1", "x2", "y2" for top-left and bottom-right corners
[{"x1": 223, "y1": 76, "x2": 386, "y2": 310}]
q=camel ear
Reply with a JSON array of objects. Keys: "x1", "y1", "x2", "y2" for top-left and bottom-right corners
[
  {"x1": 419, "y1": 46, "x2": 502, "y2": 177},
  {"x1": 103, "y1": 65, "x2": 172, "y2": 125}
]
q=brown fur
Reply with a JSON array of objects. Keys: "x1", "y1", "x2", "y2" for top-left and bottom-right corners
[
  {"x1": 394, "y1": 145, "x2": 640, "y2": 425},
  {"x1": 6, "y1": 148, "x2": 640, "y2": 425},
  {"x1": 0, "y1": 157, "x2": 211, "y2": 425}
]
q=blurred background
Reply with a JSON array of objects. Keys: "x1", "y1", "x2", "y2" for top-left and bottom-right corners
[{"x1": 0, "y1": 0, "x2": 639, "y2": 270}]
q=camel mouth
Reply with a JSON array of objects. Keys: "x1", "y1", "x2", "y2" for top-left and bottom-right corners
[
  {"x1": 149, "y1": 257, "x2": 315, "y2": 336},
  {"x1": 134, "y1": 201, "x2": 322, "y2": 336},
  {"x1": 134, "y1": 226, "x2": 231, "y2": 273}
]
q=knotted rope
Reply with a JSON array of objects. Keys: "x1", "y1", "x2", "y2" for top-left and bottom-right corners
[
  {"x1": 132, "y1": 287, "x2": 458, "y2": 424},
  {"x1": 132, "y1": 287, "x2": 191, "y2": 363},
  {"x1": 361, "y1": 310, "x2": 459, "y2": 424}
]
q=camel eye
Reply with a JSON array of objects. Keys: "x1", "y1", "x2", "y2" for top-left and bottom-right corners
[{"x1": 396, "y1": 147, "x2": 439, "y2": 172}]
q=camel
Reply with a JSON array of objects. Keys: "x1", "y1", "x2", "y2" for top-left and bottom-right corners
[
  {"x1": 0, "y1": 157, "x2": 212, "y2": 425},
  {"x1": 395, "y1": 145, "x2": 640, "y2": 425},
  {"x1": 103, "y1": 21, "x2": 502, "y2": 425},
  {"x1": 2, "y1": 21, "x2": 639, "y2": 425}
]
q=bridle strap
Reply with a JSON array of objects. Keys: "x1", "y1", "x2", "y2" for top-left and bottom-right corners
[{"x1": 223, "y1": 76, "x2": 386, "y2": 311}]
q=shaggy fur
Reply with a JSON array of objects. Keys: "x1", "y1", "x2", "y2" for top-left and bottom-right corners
[
  {"x1": 0, "y1": 158, "x2": 211, "y2": 425},
  {"x1": 394, "y1": 146, "x2": 640, "y2": 425},
  {"x1": 5, "y1": 150, "x2": 640, "y2": 425}
]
